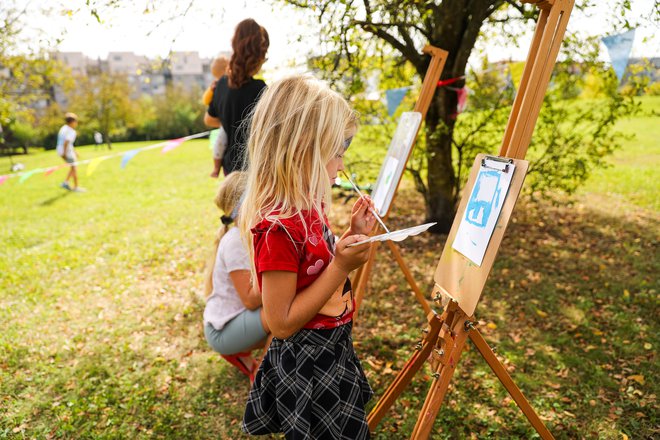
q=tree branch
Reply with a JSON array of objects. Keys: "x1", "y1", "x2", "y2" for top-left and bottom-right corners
[{"x1": 352, "y1": 20, "x2": 424, "y2": 70}]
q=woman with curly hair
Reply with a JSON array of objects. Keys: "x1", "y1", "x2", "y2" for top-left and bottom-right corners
[{"x1": 204, "y1": 19, "x2": 269, "y2": 175}]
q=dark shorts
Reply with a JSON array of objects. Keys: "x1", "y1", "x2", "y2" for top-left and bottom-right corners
[{"x1": 242, "y1": 322, "x2": 373, "y2": 439}]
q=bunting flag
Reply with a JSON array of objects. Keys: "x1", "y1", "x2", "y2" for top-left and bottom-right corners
[
  {"x1": 209, "y1": 129, "x2": 220, "y2": 150},
  {"x1": 385, "y1": 87, "x2": 411, "y2": 116},
  {"x1": 383, "y1": 64, "x2": 509, "y2": 117},
  {"x1": 19, "y1": 168, "x2": 42, "y2": 183},
  {"x1": 602, "y1": 29, "x2": 636, "y2": 83},
  {"x1": 44, "y1": 164, "x2": 67, "y2": 176},
  {"x1": 0, "y1": 131, "x2": 210, "y2": 189},
  {"x1": 121, "y1": 149, "x2": 140, "y2": 169},
  {"x1": 509, "y1": 61, "x2": 525, "y2": 89},
  {"x1": 161, "y1": 138, "x2": 185, "y2": 153},
  {"x1": 87, "y1": 157, "x2": 108, "y2": 176},
  {"x1": 456, "y1": 87, "x2": 468, "y2": 113}
]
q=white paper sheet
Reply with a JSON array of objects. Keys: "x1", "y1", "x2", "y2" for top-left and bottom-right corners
[
  {"x1": 372, "y1": 156, "x2": 399, "y2": 214},
  {"x1": 370, "y1": 112, "x2": 422, "y2": 216},
  {"x1": 348, "y1": 222, "x2": 437, "y2": 247},
  {"x1": 452, "y1": 161, "x2": 515, "y2": 266}
]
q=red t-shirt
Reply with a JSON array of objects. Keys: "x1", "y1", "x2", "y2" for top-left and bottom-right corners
[{"x1": 251, "y1": 209, "x2": 354, "y2": 330}]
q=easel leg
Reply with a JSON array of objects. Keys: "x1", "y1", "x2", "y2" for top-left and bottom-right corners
[
  {"x1": 410, "y1": 313, "x2": 469, "y2": 440},
  {"x1": 354, "y1": 240, "x2": 379, "y2": 317},
  {"x1": 468, "y1": 329, "x2": 555, "y2": 440},
  {"x1": 367, "y1": 312, "x2": 443, "y2": 431},
  {"x1": 385, "y1": 240, "x2": 432, "y2": 315}
]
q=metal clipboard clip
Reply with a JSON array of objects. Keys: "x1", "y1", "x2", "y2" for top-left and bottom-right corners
[{"x1": 481, "y1": 156, "x2": 513, "y2": 173}]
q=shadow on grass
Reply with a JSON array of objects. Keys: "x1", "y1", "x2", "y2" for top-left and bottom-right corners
[
  {"x1": 38, "y1": 190, "x2": 72, "y2": 206},
  {"x1": 350, "y1": 193, "x2": 658, "y2": 439}
]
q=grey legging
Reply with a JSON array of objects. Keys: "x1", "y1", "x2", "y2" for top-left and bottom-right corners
[{"x1": 204, "y1": 308, "x2": 267, "y2": 355}]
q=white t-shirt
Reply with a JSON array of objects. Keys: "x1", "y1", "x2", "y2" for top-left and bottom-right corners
[
  {"x1": 56, "y1": 125, "x2": 77, "y2": 158},
  {"x1": 203, "y1": 226, "x2": 252, "y2": 330}
]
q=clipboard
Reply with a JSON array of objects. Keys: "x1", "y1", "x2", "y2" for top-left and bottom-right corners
[
  {"x1": 451, "y1": 156, "x2": 516, "y2": 266},
  {"x1": 433, "y1": 154, "x2": 529, "y2": 317}
]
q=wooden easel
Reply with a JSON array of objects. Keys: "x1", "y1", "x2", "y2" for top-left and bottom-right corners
[
  {"x1": 366, "y1": 1, "x2": 575, "y2": 438},
  {"x1": 353, "y1": 45, "x2": 448, "y2": 318}
]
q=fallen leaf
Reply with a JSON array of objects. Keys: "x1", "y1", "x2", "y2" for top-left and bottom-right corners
[
  {"x1": 536, "y1": 309, "x2": 548, "y2": 318},
  {"x1": 643, "y1": 343, "x2": 652, "y2": 350},
  {"x1": 628, "y1": 375, "x2": 645, "y2": 385}
]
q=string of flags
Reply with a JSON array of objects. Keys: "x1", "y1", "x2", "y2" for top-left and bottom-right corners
[
  {"x1": 0, "y1": 131, "x2": 210, "y2": 186},
  {"x1": 385, "y1": 63, "x2": 512, "y2": 116},
  {"x1": 385, "y1": 29, "x2": 639, "y2": 116}
]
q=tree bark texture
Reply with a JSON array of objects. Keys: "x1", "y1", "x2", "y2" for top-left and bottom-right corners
[{"x1": 419, "y1": 0, "x2": 503, "y2": 233}]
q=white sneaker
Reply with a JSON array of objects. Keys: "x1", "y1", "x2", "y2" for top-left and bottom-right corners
[
  {"x1": 60, "y1": 182, "x2": 71, "y2": 190},
  {"x1": 72, "y1": 187, "x2": 87, "y2": 193}
]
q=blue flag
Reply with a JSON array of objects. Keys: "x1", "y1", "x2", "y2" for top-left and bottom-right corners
[
  {"x1": 385, "y1": 87, "x2": 410, "y2": 116},
  {"x1": 121, "y1": 149, "x2": 140, "y2": 169},
  {"x1": 602, "y1": 29, "x2": 636, "y2": 83}
]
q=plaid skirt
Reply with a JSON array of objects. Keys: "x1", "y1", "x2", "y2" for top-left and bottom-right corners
[{"x1": 242, "y1": 322, "x2": 373, "y2": 439}]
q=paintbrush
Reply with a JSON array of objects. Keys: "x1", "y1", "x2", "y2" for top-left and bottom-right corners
[{"x1": 341, "y1": 170, "x2": 390, "y2": 233}]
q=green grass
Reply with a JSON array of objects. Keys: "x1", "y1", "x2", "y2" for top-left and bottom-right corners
[
  {"x1": 578, "y1": 96, "x2": 660, "y2": 211},
  {"x1": 1, "y1": 100, "x2": 658, "y2": 439}
]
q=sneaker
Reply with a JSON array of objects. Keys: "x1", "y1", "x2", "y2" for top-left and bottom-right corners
[
  {"x1": 72, "y1": 187, "x2": 87, "y2": 193},
  {"x1": 60, "y1": 182, "x2": 71, "y2": 190}
]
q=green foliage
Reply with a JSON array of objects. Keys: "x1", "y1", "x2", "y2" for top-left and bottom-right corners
[
  {"x1": 0, "y1": 4, "x2": 69, "y2": 126},
  {"x1": 140, "y1": 84, "x2": 207, "y2": 140},
  {"x1": 5, "y1": 119, "x2": 38, "y2": 147},
  {"x1": 67, "y1": 73, "x2": 136, "y2": 145}
]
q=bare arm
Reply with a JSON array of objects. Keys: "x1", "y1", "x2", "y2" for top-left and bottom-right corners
[
  {"x1": 262, "y1": 234, "x2": 370, "y2": 339},
  {"x1": 229, "y1": 270, "x2": 262, "y2": 310},
  {"x1": 204, "y1": 112, "x2": 222, "y2": 128}
]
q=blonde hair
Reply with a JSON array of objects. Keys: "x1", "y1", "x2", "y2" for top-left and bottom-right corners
[
  {"x1": 211, "y1": 56, "x2": 229, "y2": 79},
  {"x1": 238, "y1": 75, "x2": 357, "y2": 245},
  {"x1": 204, "y1": 171, "x2": 248, "y2": 298}
]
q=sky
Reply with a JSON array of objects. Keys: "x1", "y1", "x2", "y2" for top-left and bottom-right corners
[{"x1": 9, "y1": 0, "x2": 660, "y2": 79}]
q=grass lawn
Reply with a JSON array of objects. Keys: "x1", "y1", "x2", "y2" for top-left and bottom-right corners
[{"x1": 0, "y1": 98, "x2": 658, "y2": 439}]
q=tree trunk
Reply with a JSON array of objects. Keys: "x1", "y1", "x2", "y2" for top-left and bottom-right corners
[
  {"x1": 424, "y1": 88, "x2": 457, "y2": 233},
  {"x1": 421, "y1": 0, "x2": 503, "y2": 233}
]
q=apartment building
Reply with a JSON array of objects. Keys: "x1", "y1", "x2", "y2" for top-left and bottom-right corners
[{"x1": 51, "y1": 50, "x2": 217, "y2": 104}]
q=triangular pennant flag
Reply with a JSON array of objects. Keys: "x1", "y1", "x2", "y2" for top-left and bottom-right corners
[
  {"x1": 19, "y1": 169, "x2": 42, "y2": 183},
  {"x1": 209, "y1": 129, "x2": 220, "y2": 150},
  {"x1": 456, "y1": 87, "x2": 468, "y2": 114},
  {"x1": 161, "y1": 138, "x2": 185, "y2": 153},
  {"x1": 0, "y1": 175, "x2": 9, "y2": 186},
  {"x1": 385, "y1": 87, "x2": 410, "y2": 116},
  {"x1": 509, "y1": 61, "x2": 525, "y2": 89},
  {"x1": 121, "y1": 149, "x2": 140, "y2": 169},
  {"x1": 87, "y1": 157, "x2": 107, "y2": 176},
  {"x1": 44, "y1": 164, "x2": 67, "y2": 176},
  {"x1": 602, "y1": 29, "x2": 636, "y2": 83}
]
